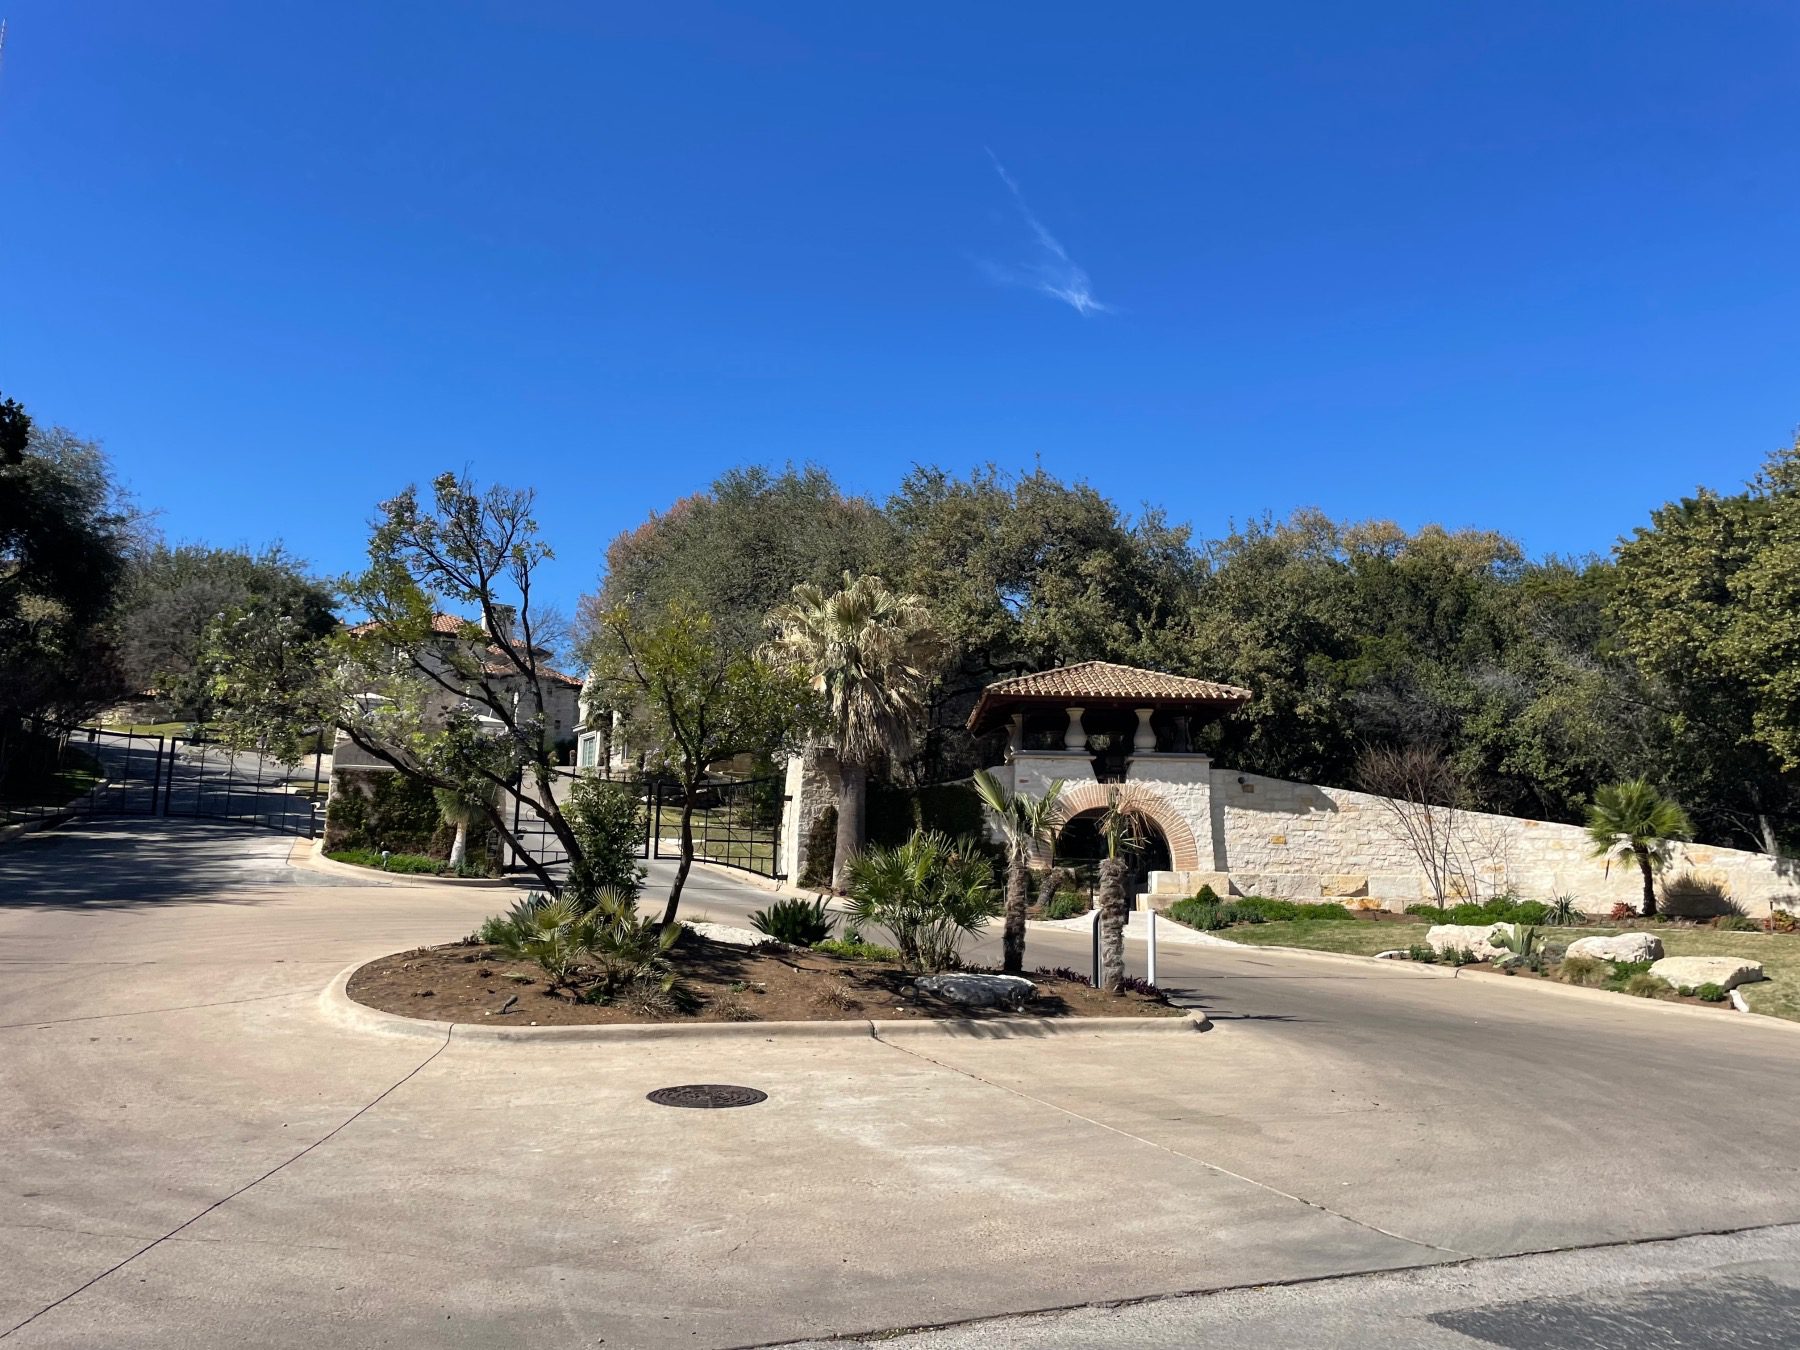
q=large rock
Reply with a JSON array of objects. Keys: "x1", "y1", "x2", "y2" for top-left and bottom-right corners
[
  {"x1": 1566, "y1": 933, "x2": 1665, "y2": 964},
  {"x1": 914, "y1": 973, "x2": 1036, "y2": 1009},
  {"x1": 687, "y1": 922, "x2": 777, "y2": 949},
  {"x1": 1648, "y1": 956, "x2": 1767, "y2": 992},
  {"x1": 1426, "y1": 923, "x2": 1511, "y2": 961}
]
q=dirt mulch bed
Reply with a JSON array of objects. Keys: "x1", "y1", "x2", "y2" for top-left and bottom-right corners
[{"x1": 347, "y1": 933, "x2": 1183, "y2": 1027}]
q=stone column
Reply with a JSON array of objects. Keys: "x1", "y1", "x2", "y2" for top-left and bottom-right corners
[
  {"x1": 1006, "y1": 712, "x2": 1024, "y2": 758},
  {"x1": 1132, "y1": 707, "x2": 1156, "y2": 753},
  {"x1": 1063, "y1": 706, "x2": 1087, "y2": 751}
]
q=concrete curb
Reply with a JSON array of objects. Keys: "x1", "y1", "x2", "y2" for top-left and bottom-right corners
[
  {"x1": 320, "y1": 962, "x2": 1209, "y2": 1044},
  {"x1": 295, "y1": 838, "x2": 518, "y2": 889}
]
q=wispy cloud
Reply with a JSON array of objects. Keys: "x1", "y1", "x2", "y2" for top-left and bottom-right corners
[{"x1": 983, "y1": 150, "x2": 1109, "y2": 317}]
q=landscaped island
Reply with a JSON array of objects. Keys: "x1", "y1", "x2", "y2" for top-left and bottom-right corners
[{"x1": 348, "y1": 930, "x2": 1180, "y2": 1027}]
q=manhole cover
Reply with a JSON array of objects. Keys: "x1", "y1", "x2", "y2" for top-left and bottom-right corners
[{"x1": 646, "y1": 1084, "x2": 767, "y2": 1109}]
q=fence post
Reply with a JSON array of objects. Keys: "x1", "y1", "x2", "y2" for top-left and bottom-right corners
[{"x1": 1147, "y1": 906, "x2": 1157, "y2": 986}]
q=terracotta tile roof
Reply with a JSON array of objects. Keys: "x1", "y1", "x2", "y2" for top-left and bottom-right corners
[
  {"x1": 481, "y1": 652, "x2": 583, "y2": 688},
  {"x1": 348, "y1": 613, "x2": 472, "y2": 637},
  {"x1": 967, "y1": 661, "x2": 1250, "y2": 732}
]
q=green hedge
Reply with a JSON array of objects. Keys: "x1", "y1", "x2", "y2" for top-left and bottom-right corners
[
  {"x1": 1404, "y1": 898, "x2": 1551, "y2": 925},
  {"x1": 1167, "y1": 894, "x2": 1357, "y2": 931},
  {"x1": 326, "y1": 770, "x2": 494, "y2": 860}
]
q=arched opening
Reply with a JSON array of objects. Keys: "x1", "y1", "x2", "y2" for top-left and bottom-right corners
[{"x1": 1052, "y1": 807, "x2": 1173, "y2": 902}]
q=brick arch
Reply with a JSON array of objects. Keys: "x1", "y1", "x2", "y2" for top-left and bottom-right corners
[{"x1": 1047, "y1": 781, "x2": 1202, "y2": 872}]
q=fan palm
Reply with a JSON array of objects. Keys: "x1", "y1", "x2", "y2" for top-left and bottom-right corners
[
  {"x1": 1585, "y1": 779, "x2": 1694, "y2": 918},
  {"x1": 844, "y1": 830, "x2": 1000, "y2": 972},
  {"x1": 765, "y1": 573, "x2": 941, "y2": 889},
  {"x1": 972, "y1": 769, "x2": 1064, "y2": 974},
  {"x1": 432, "y1": 784, "x2": 490, "y2": 870}
]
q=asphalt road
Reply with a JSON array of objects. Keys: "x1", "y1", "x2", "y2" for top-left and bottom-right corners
[{"x1": 2, "y1": 823, "x2": 1797, "y2": 1348}]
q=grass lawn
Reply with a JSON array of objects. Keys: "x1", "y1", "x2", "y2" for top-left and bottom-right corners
[
  {"x1": 100, "y1": 721, "x2": 203, "y2": 737},
  {"x1": 1214, "y1": 918, "x2": 1800, "y2": 1023}
]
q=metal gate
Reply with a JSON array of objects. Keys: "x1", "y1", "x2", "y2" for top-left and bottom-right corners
[
  {"x1": 0, "y1": 723, "x2": 325, "y2": 838},
  {"x1": 162, "y1": 734, "x2": 327, "y2": 837},
  {"x1": 503, "y1": 774, "x2": 786, "y2": 882},
  {"x1": 0, "y1": 724, "x2": 169, "y2": 826}
]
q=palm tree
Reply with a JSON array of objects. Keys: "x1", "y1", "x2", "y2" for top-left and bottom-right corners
[
  {"x1": 1585, "y1": 779, "x2": 1694, "y2": 918},
  {"x1": 972, "y1": 769, "x2": 1065, "y2": 974},
  {"x1": 1095, "y1": 785, "x2": 1155, "y2": 993},
  {"x1": 433, "y1": 785, "x2": 490, "y2": 871},
  {"x1": 765, "y1": 573, "x2": 941, "y2": 890}
]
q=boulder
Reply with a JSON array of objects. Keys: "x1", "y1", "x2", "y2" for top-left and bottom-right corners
[
  {"x1": 913, "y1": 973, "x2": 1036, "y2": 1009},
  {"x1": 687, "y1": 922, "x2": 777, "y2": 949},
  {"x1": 1426, "y1": 923, "x2": 1511, "y2": 961},
  {"x1": 1648, "y1": 956, "x2": 1767, "y2": 992},
  {"x1": 1566, "y1": 933, "x2": 1665, "y2": 964}
]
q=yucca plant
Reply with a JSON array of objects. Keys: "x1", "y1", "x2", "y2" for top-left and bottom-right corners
[
  {"x1": 844, "y1": 829, "x2": 1000, "y2": 972},
  {"x1": 1585, "y1": 780, "x2": 1694, "y2": 918},
  {"x1": 1542, "y1": 895, "x2": 1583, "y2": 926},
  {"x1": 748, "y1": 896, "x2": 837, "y2": 946}
]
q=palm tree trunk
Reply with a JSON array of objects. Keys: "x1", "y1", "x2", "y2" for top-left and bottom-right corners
[
  {"x1": 448, "y1": 819, "x2": 468, "y2": 869},
  {"x1": 832, "y1": 758, "x2": 868, "y2": 892},
  {"x1": 1002, "y1": 853, "x2": 1029, "y2": 975},
  {"x1": 1637, "y1": 847, "x2": 1657, "y2": 918},
  {"x1": 1098, "y1": 857, "x2": 1128, "y2": 993}
]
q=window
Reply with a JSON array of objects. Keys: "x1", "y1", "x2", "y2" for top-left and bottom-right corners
[{"x1": 578, "y1": 734, "x2": 599, "y2": 769}]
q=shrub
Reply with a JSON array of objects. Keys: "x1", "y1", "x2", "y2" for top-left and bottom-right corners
[
  {"x1": 1764, "y1": 910, "x2": 1798, "y2": 934},
  {"x1": 813, "y1": 937, "x2": 901, "y2": 962},
  {"x1": 1608, "y1": 902, "x2": 1637, "y2": 923},
  {"x1": 1044, "y1": 891, "x2": 1088, "y2": 921},
  {"x1": 1115, "y1": 973, "x2": 1165, "y2": 999},
  {"x1": 1553, "y1": 955, "x2": 1608, "y2": 987},
  {"x1": 1193, "y1": 884, "x2": 1221, "y2": 905},
  {"x1": 1609, "y1": 959, "x2": 1654, "y2": 982},
  {"x1": 585, "y1": 889, "x2": 681, "y2": 1001},
  {"x1": 1168, "y1": 898, "x2": 1226, "y2": 930},
  {"x1": 1712, "y1": 915, "x2": 1760, "y2": 932},
  {"x1": 799, "y1": 804, "x2": 837, "y2": 888},
  {"x1": 1621, "y1": 971, "x2": 1670, "y2": 999},
  {"x1": 326, "y1": 770, "x2": 447, "y2": 855},
  {"x1": 1442, "y1": 946, "x2": 1481, "y2": 967},
  {"x1": 1228, "y1": 896, "x2": 1357, "y2": 922},
  {"x1": 1694, "y1": 982, "x2": 1728, "y2": 1003},
  {"x1": 564, "y1": 776, "x2": 647, "y2": 903},
  {"x1": 1032, "y1": 965, "x2": 1093, "y2": 987},
  {"x1": 493, "y1": 894, "x2": 595, "y2": 988},
  {"x1": 327, "y1": 847, "x2": 446, "y2": 875},
  {"x1": 749, "y1": 896, "x2": 836, "y2": 945},
  {"x1": 482, "y1": 889, "x2": 679, "y2": 1001},
  {"x1": 1405, "y1": 942, "x2": 1438, "y2": 963},
  {"x1": 844, "y1": 830, "x2": 1000, "y2": 972}
]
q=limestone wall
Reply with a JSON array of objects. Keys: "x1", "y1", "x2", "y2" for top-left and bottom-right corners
[
  {"x1": 777, "y1": 746, "x2": 841, "y2": 886},
  {"x1": 1200, "y1": 768, "x2": 1797, "y2": 917}
]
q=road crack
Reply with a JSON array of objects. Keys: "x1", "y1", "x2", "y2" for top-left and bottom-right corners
[
  {"x1": 868, "y1": 1028, "x2": 1469, "y2": 1261},
  {"x1": 0, "y1": 1025, "x2": 454, "y2": 1340}
]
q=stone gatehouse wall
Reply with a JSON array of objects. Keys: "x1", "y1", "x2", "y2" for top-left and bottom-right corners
[{"x1": 1192, "y1": 767, "x2": 1796, "y2": 917}]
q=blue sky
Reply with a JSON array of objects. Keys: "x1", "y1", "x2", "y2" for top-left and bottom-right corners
[{"x1": 3, "y1": 2, "x2": 1796, "y2": 618}]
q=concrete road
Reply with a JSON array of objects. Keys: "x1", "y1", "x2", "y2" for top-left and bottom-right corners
[{"x1": 3, "y1": 822, "x2": 1798, "y2": 1349}]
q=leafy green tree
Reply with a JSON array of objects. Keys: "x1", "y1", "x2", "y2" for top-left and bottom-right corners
[
  {"x1": 121, "y1": 543, "x2": 335, "y2": 716},
  {"x1": 972, "y1": 768, "x2": 1064, "y2": 974},
  {"x1": 208, "y1": 473, "x2": 582, "y2": 895},
  {"x1": 1609, "y1": 437, "x2": 1800, "y2": 854},
  {"x1": 765, "y1": 574, "x2": 942, "y2": 889},
  {"x1": 1585, "y1": 779, "x2": 1695, "y2": 917},
  {"x1": 585, "y1": 597, "x2": 811, "y2": 925},
  {"x1": 0, "y1": 395, "x2": 138, "y2": 767}
]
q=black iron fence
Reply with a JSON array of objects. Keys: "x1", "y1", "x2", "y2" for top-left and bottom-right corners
[
  {"x1": 0, "y1": 723, "x2": 325, "y2": 838},
  {"x1": 0, "y1": 724, "x2": 168, "y2": 825},
  {"x1": 503, "y1": 773, "x2": 786, "y2": 882}
]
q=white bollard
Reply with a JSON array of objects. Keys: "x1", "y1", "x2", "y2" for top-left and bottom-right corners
[{"x1": 1147, "y1": 905, "x2": 1157, "y2": 986}]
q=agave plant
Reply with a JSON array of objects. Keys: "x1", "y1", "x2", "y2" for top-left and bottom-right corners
[
  {"x1": 844, "y1": 830, "x2": 1000, "y2": 972},
  {"x1": 1542, "y1": 895, "x2": 1583, "y2": 926}
]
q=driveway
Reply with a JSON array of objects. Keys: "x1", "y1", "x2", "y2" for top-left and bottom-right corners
[{"x1": 3, "y1": 821, "x2": 1798, "y2": 1347}]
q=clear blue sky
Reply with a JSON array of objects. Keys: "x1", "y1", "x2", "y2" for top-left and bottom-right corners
[{"x1": 4, "y1": 2, "x2": 1796, "y2": 617}]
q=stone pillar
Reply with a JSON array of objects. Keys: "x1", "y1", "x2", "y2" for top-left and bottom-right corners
[
  {"x1": 1063, "y1": 706, "x2": 1087, "y2": 751},
  {"x1": 1132, "y1": 707, "x2": 1156, "y2": 753},
  {"x1": 1006, "y1": 712, "x2": 1023, "y2": 759}
]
